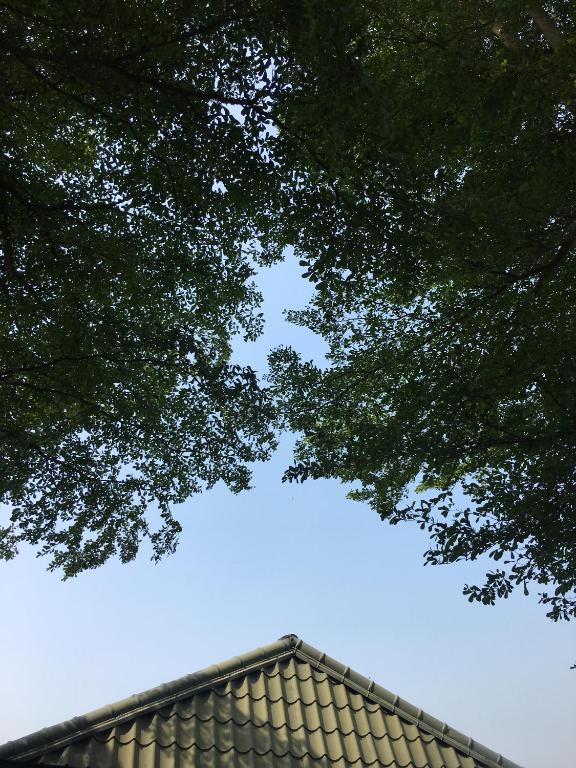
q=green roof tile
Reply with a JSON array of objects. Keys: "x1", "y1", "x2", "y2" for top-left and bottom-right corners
[{"x1": 0, "y1": 636, "x2": 523, "y2": 768}]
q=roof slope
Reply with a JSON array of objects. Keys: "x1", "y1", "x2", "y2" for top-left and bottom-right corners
[{"x1": 0, "y1": 635, "x2": 522, "y2": 768}]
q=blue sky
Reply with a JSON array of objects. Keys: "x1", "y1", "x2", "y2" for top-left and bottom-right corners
[{"x1": 0, "y1": 256, "x2": 574, "y2": 768}]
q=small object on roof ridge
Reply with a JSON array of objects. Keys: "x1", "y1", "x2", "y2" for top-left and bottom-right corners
[{"x1": 279, "y1": 633, "x2": 300, "y2": 645}]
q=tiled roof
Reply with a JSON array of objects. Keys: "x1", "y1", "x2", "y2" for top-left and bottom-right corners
[{"x1": 0, "y1": 635, "x2": 522, "y2": 768}]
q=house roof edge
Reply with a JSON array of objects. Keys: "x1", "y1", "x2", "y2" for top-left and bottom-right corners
[
  {"x1": 0, "y1": 634, "x2": 524, "y2": 768},
  {"x1": 0, "y1": 636, "x2": 299, "y2": 761},
  {"x1": 293, "y1": 639, "x2": 523, "y2": 768}
]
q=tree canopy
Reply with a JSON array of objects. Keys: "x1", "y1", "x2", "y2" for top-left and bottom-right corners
[
  {"x1": 1, "y1": 0, "x2": 575, "y2": 620},
  {"x1": 0, "y1": 0, "x2": 289, "y2": 574},
  {"x1": 269, "y1": 0, "x2": 576, "y2": 620}
]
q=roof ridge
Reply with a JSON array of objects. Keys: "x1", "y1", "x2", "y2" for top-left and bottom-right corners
[
  {"x1": 0, "y1": 635, "x2": 524, "y2": 768},
  {"x1": 292, "y1": 640, "x2": 522, "y2": 768},
  {"x1": 0, "y1": 636, "x2": 299, "y2": 761}
]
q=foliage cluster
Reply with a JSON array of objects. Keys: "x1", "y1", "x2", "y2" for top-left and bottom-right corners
[{"x1": 270, "y1": 0, "x2": 576, "y2": 619}]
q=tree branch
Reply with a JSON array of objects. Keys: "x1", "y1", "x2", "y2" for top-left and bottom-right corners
[
  {"x1": 528, "y1": 4, "x2": 565, "y2": 49},
  {"x1": 490, "y1": 21, "x2": 523, "y2": 51}
]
